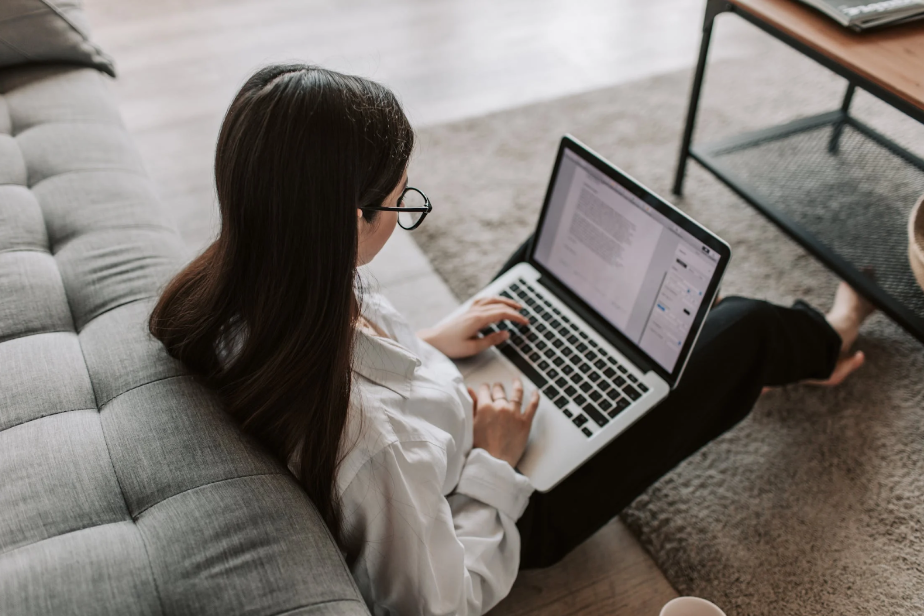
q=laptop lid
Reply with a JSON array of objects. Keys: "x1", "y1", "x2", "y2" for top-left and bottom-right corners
[{"x1": 528, "y1": 135, "x2": 730, "y2": 388}]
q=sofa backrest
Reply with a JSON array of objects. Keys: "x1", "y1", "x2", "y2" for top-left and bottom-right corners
[{"x1": 0, "y1": 63, "x2": 368, "y2": 615}]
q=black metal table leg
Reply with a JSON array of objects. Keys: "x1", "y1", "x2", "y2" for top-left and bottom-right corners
[
  {"x1": 828, "y1": 83, "x2": 856, "y2": 154},
  {"x1": 672, "y1": 0, "x2": 729, "y2": 197}
]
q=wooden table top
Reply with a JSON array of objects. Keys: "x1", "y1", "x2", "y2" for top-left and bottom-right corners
[{"x1": 729, "y1": 0, "x2": 924, "y2": 115}]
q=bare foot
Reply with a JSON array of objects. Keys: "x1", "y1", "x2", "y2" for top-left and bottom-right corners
[
  {"x1": 825, "y1": 280, "x2": 876, "y2": 353},
  {"x1": 805, "y1": 281, "x2": 875, "y2": 387}
]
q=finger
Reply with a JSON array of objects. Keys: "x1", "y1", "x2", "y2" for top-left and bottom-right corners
[
  {"x1": 510, "y1": 377, "x2": 524, "y2": 410},
  {"x1": 523, "y1": 390, "x2": 540, "y2": 423},
  {"x1": 468, "y1": 330, "x2": 510, "y2": 354},
  {"x1": 492, "y1": 382, "x2": 506, "y2": 402},
  {"x1": 478, "y1": 383, "x2": 492, "y2": 408},
  {"x1": 474, "y1": 307, "x2": 529, "y2": 327},
  {"x1": 478, "y1": 296, "x2": 522, "y2": 311}
]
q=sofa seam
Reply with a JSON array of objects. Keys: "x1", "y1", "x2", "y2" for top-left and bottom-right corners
[
  {"x1": 98, "y1": 373, "x2": 190, "y2": 410},
  {"x1": 0, "y1": 519, "x2": 126, "y2": 560},
  {"x1": 0, "y1": 406, "x2": 96, "y2": 435},
  {"x1": 28, "y1": 167, "x2": 150, "y2": 191},
  {"x1": 0, "y1": 328, "x2": 73, "y2": 345},
  {"x1": 0, "y1": 247, "x2": 50, "y2": 255},
  {"x1": 75, "y1": 295, "x2": 156, "y2": 334},
  {"x1": 132, "y1": 472, "x2": 287, "y2": 520}
]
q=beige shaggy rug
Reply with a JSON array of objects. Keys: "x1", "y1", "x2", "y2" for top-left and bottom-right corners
[{"x1": 408, "y1": 40, "x2": 924, "y2": 615}]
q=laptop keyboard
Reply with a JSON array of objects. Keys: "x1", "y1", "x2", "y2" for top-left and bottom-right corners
[{"x1": 480, "y1": 278, "x2": 649, "y2": 438}]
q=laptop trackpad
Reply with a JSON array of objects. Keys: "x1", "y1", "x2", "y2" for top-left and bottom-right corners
[{"x1": 457, "y1": 350, "x2": 540, "y2": 402}]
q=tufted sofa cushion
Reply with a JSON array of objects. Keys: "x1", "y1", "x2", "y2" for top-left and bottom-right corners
[{"x1": 0, "y1": 64, "x2": 368, "y2": 615}]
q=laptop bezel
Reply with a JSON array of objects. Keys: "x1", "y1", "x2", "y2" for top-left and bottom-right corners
[{"x1": 527, "y1": 135, "x2": 731, "y2": 388}]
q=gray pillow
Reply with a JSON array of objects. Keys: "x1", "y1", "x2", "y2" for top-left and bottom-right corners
[{"x1": 0, "y1": 0, "x2": 115, "y2": 77}]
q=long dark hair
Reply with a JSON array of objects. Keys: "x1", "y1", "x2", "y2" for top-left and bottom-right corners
[{"x1": 150, "y1": 64, "x2": 414, "y2": 545}]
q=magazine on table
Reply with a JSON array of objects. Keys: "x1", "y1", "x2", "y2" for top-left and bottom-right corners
[{"x1": 794, "y1": 0, "x2": 924, "y2": 30}]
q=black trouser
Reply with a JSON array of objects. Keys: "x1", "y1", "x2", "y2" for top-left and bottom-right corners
[{"x1": 493, "y1": 236, "x2": 843, "y2": 569}]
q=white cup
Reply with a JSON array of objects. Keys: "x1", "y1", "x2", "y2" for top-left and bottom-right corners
[{"x1": 660, "y1": 596, "x2": 727, "y2": 616}]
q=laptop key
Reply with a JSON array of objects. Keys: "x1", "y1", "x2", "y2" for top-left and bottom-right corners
[
  {"x1": 615, "y1": 397, "x2": 630, "y2": 411},
  {"x1": 574, "y1": 394, "x2": 587, "y2": 406},
  {"x1": 555, "y1": 377, "x2": 568, "y2": 388},
  {"x1": 599, "y1": 399, "x2": 613, "y2": 412},
  {"x1": 576, "y1": 342, "x2": 588, "y2": 353},
  {"x1": 614, "y1": 376, "x2": 626, "y2": 387},
  {"x1": 543, "y1": 349, "x2": 555, "y2": 359},
  {"x1": 559, "y1": 326, "x2": 570, "y2": 337},
  {"x1": 569, "y1": 354, "x2": 582, "y2": 366},
  {"x1": 553, "y1": 396, "x2": 569, "y2": 409},
  {"x1": 617, "y1": 365, "x2": 628, "y2": 374},
  {"x1": 544, "y1": 385, "x2": 559, "y2": 399},
  {"x1": 563, "y1": 408, "x2": 573, "y2": 418},
  {"x1": 579, "y1": 382, "x2": 592, "y2": 393},
  {"x1": 588, "y1": 372, "x2": 601, "y2": 383},
  {"x1": 623, "y1": 385, "x2": 641, "y2": 401},
  {"x1": 543, "y1": 331, "x2": 555, "y2": 341},
  {"x1": 638, "y1": 383, "x2": 649, "y2": 393},
  {"x1": 582, "y1": 404, "x2": 608, "y2": 427},
  {"x1": 549, "y1": 319, "x2": 561, "y2": 328},
  {"x1": 603, "y1": 367, "x2": 616, "y2": 379},
  {"x1": 571, "y1": 373, "x2": 583, "y2": 384},
  {"x1": 567, "y1": 335, "x2": 579, "y2": 345},
  {"x1": 594, "y1": 359, "x2": 607, "y2": 370},
  {"x1": 561, "y1": 364, "x2": 574, "y2": 375},
  {"x1": 564, "y1": 385, "x2": 577, "y2": 397},
  {"x1": 606, "y1": 388, "x2": 622, "y2": 400},
  {"x1": 628, "y1": 374, "x2": 638, "y2": 383},
  {"x1": 581, "y1": 427, "x2": 593, "y2": 437},
  {"x1": 536, "y1": 340, "x2": 547, "y2": 351},
  {"x1": 538, "y1": 360, "x2": 550, "y2": 371},
  {"x1": 586, "y1": 350, "x2": 597, "y2": 361},
  {"x1": 561, "y1": 347, "x2": 574, "y2": 357},
  {"x1": 552, "y1": 356, "x2": 564, "y2": 367},
  {"x1": 578, "y1": 363, "x2": 591, "y2": 374},
  {"x1": 573, "y1": 415, "x2": 588, "y2": 427},
  {"x1": 547, "y1": 368, "x2": 559, "y2": 379},
  {"x1": 529, "y1": 352, "x2": 541, "y2": 363},
  {"x1": 589, "y1": 390, "x2": 602, "y2": 402},
  {"x1": 498, "y1": 344, "x2": 548, "y2": 388}
]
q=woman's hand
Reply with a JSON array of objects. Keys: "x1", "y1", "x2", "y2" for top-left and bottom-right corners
[
  {"x1": 418, "y1": 296, "x2": 529, "y2": 359},
  {"x1": 469, "y1": 378, "x2": 540, "y2": 469}
]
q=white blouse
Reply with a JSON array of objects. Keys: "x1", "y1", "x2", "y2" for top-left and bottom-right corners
[{"x1": 336, "y1": 291, "x2": 535, "y2": 615}]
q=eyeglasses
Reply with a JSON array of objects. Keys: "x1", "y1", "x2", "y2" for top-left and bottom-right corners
[{"x1": 360, "y1": 186, "x2": 432, "y2": 230}]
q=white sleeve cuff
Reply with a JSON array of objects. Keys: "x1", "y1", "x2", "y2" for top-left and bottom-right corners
[{"x1": 455, "y1": 448, "x2": 534, "y2": 520}]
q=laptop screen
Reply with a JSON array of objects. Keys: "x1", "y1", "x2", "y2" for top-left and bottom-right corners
[{"x1": 532, "y1": 145, "x2": 722, "y2": 374}]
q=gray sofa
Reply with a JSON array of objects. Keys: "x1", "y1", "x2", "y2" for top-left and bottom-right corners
[{"x1": 0, "y1": 4, "x2": 369, "y2": 615}]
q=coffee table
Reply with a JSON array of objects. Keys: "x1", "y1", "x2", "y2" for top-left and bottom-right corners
[{"x1": 673, "y1": 0, "x2": 924, "y2": 342}]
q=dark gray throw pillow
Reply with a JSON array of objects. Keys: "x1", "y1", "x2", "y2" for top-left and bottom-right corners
[{"x1": 0, "y1": 0, "x2": 115, "y2": 77}]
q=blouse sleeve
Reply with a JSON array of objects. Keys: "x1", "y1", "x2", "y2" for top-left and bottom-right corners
[{"x1": 341, "y1": 440, "x2": 534, "y2": 616}]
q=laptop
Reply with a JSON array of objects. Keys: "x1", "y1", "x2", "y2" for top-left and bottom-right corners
[{"x1": 443, "y1": 135, "x2": 731, "y2": 492}]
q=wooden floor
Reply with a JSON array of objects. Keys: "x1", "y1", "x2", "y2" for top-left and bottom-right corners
[{"x1": 80, "y1": 1, "x2": 771, "y2": 613}]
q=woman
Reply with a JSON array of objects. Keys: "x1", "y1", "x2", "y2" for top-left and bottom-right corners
[{"x1": 150, "y1": 64, "x2": 873, "y2": 615}]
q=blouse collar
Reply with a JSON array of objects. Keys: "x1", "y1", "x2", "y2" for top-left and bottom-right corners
[{"x1": 352, "y1": 328, "x2": 421, "y2": 399}]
